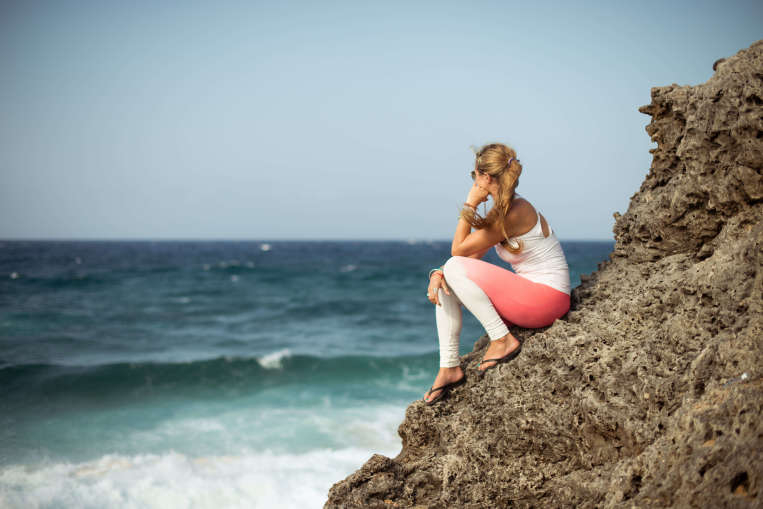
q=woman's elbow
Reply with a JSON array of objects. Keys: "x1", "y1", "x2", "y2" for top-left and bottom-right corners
[{"x1": 451, "y1": 246, "x2": 468, "y2": 257}]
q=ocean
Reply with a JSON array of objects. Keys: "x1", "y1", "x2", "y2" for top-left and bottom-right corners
[{"x1": 0, "y1": 240, "x2": 613, "y2": 508}]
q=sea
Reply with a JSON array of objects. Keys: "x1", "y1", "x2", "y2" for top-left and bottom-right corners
[{"x1": 0, "y1": 239, "x2": 613, "y2": 508}]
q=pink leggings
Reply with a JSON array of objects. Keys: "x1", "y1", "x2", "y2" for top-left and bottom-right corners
[{"x1": 435, "y1": 256, "x2": 570, "y2": 367}]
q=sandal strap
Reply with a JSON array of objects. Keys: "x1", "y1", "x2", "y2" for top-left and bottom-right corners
[
  {"x1": 480, "y1": 347, "x2": 522, "y2": 364},
  {"x1": 424, "y1": 385, "x2": 444, "y2": 400},
  {"x1": 429, "y1": 378, "x2": 464, "y2": 394}
]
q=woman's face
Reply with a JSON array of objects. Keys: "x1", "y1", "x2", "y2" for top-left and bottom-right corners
[
  {"x1": 472, "y1": 161, "x2": 500, "y2": 197},
  {"x1": 471, "y1": 162, "x2": 491, "y2": 189}
]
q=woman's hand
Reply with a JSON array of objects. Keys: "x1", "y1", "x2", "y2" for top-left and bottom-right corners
[
  {"x1": 427, "y1": 272, "x2": 451, "y2": 306},
  {"x1": 466, "y1": 182, "x2": 489, "y2": 208}
]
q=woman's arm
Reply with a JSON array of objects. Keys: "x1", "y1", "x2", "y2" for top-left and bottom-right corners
[
  {"x1": 451, "y1": 219, "x2": 503, "y2": 257},
  {"x1": 451, "y1": 183, "x2": 504, "y2": 257},
  {"x1": 468, "y1": 247, "x2": 491, "y2": 259}
]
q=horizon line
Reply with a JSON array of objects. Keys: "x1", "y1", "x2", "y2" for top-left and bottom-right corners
[{"x1": 0, "y1": 237, "x2": 616, "y2": 243}]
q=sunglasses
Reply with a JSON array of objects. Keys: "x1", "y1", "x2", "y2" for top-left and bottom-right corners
[{"x1": 470, "y1": 169, "x2": 485, "y2": 181}]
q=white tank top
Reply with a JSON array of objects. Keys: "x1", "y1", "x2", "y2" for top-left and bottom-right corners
[{"x1": 494, "y1": 197, "x2": 571, "y2": 295}]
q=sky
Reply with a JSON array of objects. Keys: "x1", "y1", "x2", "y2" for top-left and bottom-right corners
[{"x1": 1, "y1": 0, "x2": 761, "y2": 241}]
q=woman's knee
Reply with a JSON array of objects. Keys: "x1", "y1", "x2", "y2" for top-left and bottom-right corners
[{"x1": 442, "y1": 256, "x2": 468, "y2": 279}]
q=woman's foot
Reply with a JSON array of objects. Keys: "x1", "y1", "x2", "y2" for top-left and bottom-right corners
[
  {"x1": 478, "y1": 334, "x2": 521, "y2": 371},
  {"x1": 423, "y1": 366, "x2": 465, "y2": 403}
]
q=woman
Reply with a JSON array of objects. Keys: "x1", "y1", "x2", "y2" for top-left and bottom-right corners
[{"x1": 423, "y1": 143, "x2": 571, "y2": 405}]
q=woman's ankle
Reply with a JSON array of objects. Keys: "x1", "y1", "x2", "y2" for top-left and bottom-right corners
[
  {"x1": 491, "y1": 334, "x2": 519, "y2": 348},
  {"x1": 438, "y1": 366, "x2": 463, "y2": 376}
]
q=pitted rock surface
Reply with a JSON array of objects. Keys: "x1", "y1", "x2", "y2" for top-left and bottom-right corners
[{"x1": 325, "y1": 41, "x2": 762, "y2": 508}]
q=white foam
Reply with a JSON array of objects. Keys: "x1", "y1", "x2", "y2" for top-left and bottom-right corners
[
  {"x1": 0, "y1": 447, "x2": 392, "y2": 509},
  {"x1": 257, "y1": 349, "x2": 291, "y2": 369},
  {"x1": 317, "y1": 406, "x2": 403, "y2": 451},
  {"x1": 339, "y1": 264, "x2": 357, "y2": 273},
  {"x1": 0, "y1": 397, "x2": 408, "y2": 508}
]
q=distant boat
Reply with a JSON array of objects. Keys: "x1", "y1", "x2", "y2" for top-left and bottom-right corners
[{"x1": 260, "y1": 243, "x2": 271, "y2": 252}]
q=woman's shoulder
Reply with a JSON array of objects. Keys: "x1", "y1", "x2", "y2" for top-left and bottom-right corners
[
  {"x1": 511, "y1": 195, "x2": 533, "y2": 210},
  {"x1": 506, "y1": 196, "x2": 538, "y2": 235}
]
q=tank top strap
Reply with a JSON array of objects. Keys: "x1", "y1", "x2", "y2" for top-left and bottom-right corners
[
  {"x1": 531, "y1": 210, "x2": 544, "y2": 236},
  {"x1": 517, "y1": 210, "x2": 543, "y2": 239}
]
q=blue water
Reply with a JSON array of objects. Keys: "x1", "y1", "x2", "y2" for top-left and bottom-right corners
[{"x1": 0, "y1": 240, "x2": 612, "y2": 508}]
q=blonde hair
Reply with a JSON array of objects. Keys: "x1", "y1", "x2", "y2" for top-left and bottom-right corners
[{"x1": 461, "y1": 143, "x2": 523, "y2": 254}]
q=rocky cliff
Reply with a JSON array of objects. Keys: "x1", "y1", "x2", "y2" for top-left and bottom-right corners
[{"x1": 325, "y1": 41, "x2": 762, "y2": 508}]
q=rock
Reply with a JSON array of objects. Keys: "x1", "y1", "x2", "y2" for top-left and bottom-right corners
[{"x1": 325, "y1": 41, "x2": 763, "y2": 508}]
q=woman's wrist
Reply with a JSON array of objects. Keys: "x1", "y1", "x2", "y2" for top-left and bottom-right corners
[{"x1": 428, "y1": 267, "x2": 443, "y2": 280}]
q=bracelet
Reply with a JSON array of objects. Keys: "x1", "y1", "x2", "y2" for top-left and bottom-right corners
[
  {"x1": 459, "y1": 207, "x2": 473, "y2": 221},
  {"x1": 463, "y1": 202, "x2": 477, "y2": 210},
  {"x1": 428, "y1": 266, "x2": 443, "y2": 280}
]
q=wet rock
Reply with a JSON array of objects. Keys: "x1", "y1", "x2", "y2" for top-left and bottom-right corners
[{"x1": 326, "y1": 41, "x2": 762, "y2": 508}]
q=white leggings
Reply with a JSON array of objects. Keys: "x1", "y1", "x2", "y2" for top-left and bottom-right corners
[{"x1": 436, "y1": 257, "x2": 510, "y2": 367}]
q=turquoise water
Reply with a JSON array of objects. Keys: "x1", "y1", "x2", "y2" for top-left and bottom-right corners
[{"x1": 0, "y1": 240, "x2": 612, "y2": 508}]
